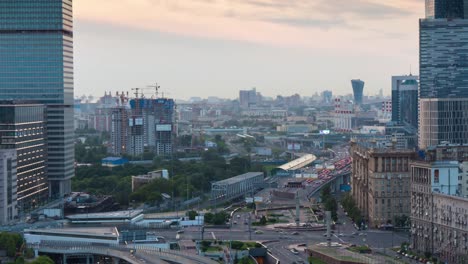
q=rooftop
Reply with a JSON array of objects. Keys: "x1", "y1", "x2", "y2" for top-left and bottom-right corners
[
  {"x1": 212, "y1": 172, "x2": 263, "y2": 185},
  {"x1": 276, "y1": 154, "x2": 317, "y2": 171},
  {"x1": 66, "y1": 210, "x2": 143, "y2": 220},
  {"x1": 25, "y1": 227, "x2": 119, "y2": 238}
]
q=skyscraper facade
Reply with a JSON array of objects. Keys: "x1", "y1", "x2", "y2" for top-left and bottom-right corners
[
  {"x1": 425, "y1": 0, "x2": 466, "y2": 19},
  {"x1": 0, "y1": 0, "x2": 74, "y2": 197},
  {"x1": 0, "y1": 102, "x2": 47, "y2": 210},
  {"x1": 0, "y1": 149, "x2": 17, "y2": 225},
  {"x1": 351, "y1": 79, "x2": 365, "y2": 105},
  {"x1": 419, "y1": 18, "x2": 468, "y2": 149},
  {"x1": 391, "y1": 75, "x2": 419, "y2": 129}
]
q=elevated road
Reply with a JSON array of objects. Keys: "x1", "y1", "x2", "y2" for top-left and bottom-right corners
[{"x1": 31, "y1": 243, "x2": 218, "y2": 264}]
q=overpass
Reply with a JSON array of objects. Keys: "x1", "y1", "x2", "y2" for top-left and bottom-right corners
[{"x1": 31, "y1": 242, "x2": 219, "y2": 264}]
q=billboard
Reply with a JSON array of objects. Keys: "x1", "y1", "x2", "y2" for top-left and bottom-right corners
[
  {"x1": 245, "y1": 197, "x2": 254, "y2": 203},
  {"x1": 156, "y1": 124, "x2": 172, "y2": 131},
  {"x1": 320, "y1": 130, "x2": 331, "y2": 135},
  {"x1": 254, "y1": 197, "x2": 263, "y2": 203}
]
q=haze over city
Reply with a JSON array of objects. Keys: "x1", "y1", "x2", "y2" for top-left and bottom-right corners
[{"x1": 74, "y1": 0, "x2": 424, "y2": 99}]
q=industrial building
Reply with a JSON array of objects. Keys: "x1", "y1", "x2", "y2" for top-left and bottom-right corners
[{"x1": 210, "y1": 172, "x2": 264, "y2": 202}]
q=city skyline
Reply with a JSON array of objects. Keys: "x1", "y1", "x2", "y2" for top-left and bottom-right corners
[{"x1": 74, "y1": 0, "x2": 423, "y2": 100}]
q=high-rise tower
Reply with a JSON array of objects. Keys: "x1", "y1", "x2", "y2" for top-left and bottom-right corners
[
  {"x1": 425, "y1": 0, "x2": 466, "y2": 19},
  {"x1": 0, "y1": 1, "x2": 74, "y2": 197},
  {"x1": 391, "y1": 75, "x2": 419, "y2": 129},
  {"x1": 419, "y1": 1, "x2": 468, "y2": 149},
  {"x1": 351, "y1": 79, "x2": 365, "y2": 105}
]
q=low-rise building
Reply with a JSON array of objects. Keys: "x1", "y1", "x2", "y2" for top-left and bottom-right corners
[{"x1": 132, "y1": 169, "x2": 169, "y2": 192}]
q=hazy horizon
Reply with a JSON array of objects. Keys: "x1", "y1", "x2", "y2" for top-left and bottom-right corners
[{"x1": 74, "y1": 0, "x2": 424, "y2": 100}]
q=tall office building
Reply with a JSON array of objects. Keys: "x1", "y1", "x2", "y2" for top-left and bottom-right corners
[
  {"x1": 0, "y1": 149, "x2": 17, "y2": 225},
  {"x1": 425, "y1": 0, "x2": 466, "y2": 19},
  {"x1": 391, "y1": 75, "x2": 419, "y2": 129},
  {"x1": 351, "y1": 79, "x2": 365, "y2": 105},
  {"x1": 419, "y1": 15, "x2": 468, "y2": 149},
  {"x1": 239, "y1": 88, "x2": 258, "y2": 109},
  {"x1": 0, "y1": 102, "x2": 47, "y2": 210},
  {"x1": 0, "y1": 1, "x2": 74, "y2": 197}
]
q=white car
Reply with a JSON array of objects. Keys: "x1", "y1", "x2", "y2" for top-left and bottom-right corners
[{"x1": 290, "y1": 248, "x2": 299, "y2": 255}]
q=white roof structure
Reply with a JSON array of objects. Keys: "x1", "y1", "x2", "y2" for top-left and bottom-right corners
[{"x1": 276, "y1": 154, "x2": 317, "y2": 171}]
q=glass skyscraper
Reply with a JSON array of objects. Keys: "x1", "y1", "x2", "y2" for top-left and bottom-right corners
[
  {"x1": 391, "y1": 75, "x2": 419, "y2": 129},
  {"x1": 351, "y1": 79, "x2": 364, "y2": 105},
  {"x1": 425, "y1": 0, "x2": 467, "y2": 19},
  {"x1": 0, "y1": 0, "x2": 74, "y2": 197},
  {"x1": 419, "y1": 9, "x2": 468, "y2": 149}
]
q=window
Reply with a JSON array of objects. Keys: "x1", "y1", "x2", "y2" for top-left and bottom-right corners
[{"x1": 434, "y1": 169, "x2": 439, "y2": 184}]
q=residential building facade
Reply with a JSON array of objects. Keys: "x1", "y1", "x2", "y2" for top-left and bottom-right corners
[
  {"x1": 410, "y1": 161, "x2": 468, "y2": 263},
  {"x1": 350, "y1": 140, "x2": 415, "y2": 227}
]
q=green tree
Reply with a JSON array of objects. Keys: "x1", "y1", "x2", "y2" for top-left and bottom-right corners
[
  {"x1": 187, "y1": 210, "x2": 198, "y2": 220},
  {"x1": 30, "y1": 256, "x2": 54, "y2": 264}
]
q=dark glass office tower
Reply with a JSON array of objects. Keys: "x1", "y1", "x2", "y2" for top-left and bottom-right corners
[
  {"x1": 425, "y1": 0, "x2": 466, "y2": 19},
  {"x1": 419, "y1": 10, "x2": 468, "y2": 149},
  {"x1": 391, "y1": 75, "x2": 419, "y2": 129},
  {"x1": 0, "y1": 1, "x2": 74, "y2": 197},
  {"x1": 351, "y1": 79, "x2": 365, "y2": 105}
]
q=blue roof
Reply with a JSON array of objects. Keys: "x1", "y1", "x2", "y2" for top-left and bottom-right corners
[{"x1": 102, "y1": 157, "x2": 126, "y2": 162}]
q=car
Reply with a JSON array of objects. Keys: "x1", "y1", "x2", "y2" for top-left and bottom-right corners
[
  {"x1": 255, "y1": 230, "x2": 263, "y2": 234},
  {"x1": 291, "y1": 231, "x2": 299, "y2": 235},
  {"x1": 338, "y1": 233, "x2": 344, "y2": 237},
  {"x1": 237, "y1": 215, "x2": 240, "y2": 218},
  {"x1": 233, "y1": 221, "x2": 237, "y2": 224},
  {"x1": 244, "y1": 221, "x2": 248, "y2": 225},
  {"x1": 323, "y1": 233, "x2": 328, "y2": 237},
  {"x1": 290, "y1": 248, "x2": 299, "y2": 255},
  {"x1": 176, "y1": 230, "x2": 184, "y2": 234}
]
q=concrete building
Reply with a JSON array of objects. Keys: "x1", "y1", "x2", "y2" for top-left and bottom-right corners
[
  {"x1": 132, "y1": 169, "x2": 169, "y2": 192},
  {"x1": 350, "y1": 140, "x2": 415, "y2": 227},
  {"x1": 410, "y1": 162, "x2": 468, "y2": 263},
  {"x1": 0, "y1": 0, "x2": 75, "y2": 198},
  {"x1": 333, "y1": 98, "x2": 354, "y2": 132},
  {"x1": 0, "y1": 102, "x2": 48, "y2": 210},
  {"x1": 128, "y1": 116, "x2": 144, "y2": 157},
  {"x1": 351, "y1": 79, "x2": 365, "y2": 105},
  {"x1": 460, "y1": 162, "x2": 468, "y2": 198},
  {"x1": 110, "y1": 106, "x2": 130, "y2": 156},
  {"x1": 130, "y1": 98, "x2": 175, "y2": 156},
  {"x1": 0, "y1": 150, "x2": 17, "y2": 225},
  {"x1": 239, "y1": 88, "x2": 258, "y2": 108},
  {"x1": 391, "y1": 75, "x2": 419, "y2": 129}
]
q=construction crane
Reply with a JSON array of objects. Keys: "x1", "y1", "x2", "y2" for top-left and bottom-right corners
[
  {"x1": 147, "y1": 83, "x2": 160, "y2": 98},
  {"x1": 131, "y1": 87, "x2": 141, "y2": 98}
]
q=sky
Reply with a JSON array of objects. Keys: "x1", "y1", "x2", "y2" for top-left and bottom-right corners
[{"x1": 74, "y1": 0, "x2": 424, "y2": 100}]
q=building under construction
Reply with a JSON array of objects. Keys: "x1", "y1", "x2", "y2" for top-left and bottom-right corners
[{"x1": 107, "y1": 85, "x2": 176, "y2": 157}]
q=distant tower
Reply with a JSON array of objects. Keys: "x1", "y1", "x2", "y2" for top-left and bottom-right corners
[
  {"x1": 351, "y1": 79, "x2": 365, "y2": 105},
  {"x1": 391, "y1": 75, "x2": 419, "y2": 129}
]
